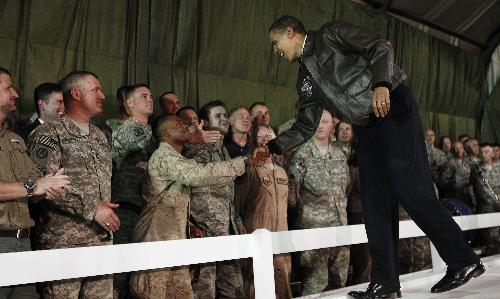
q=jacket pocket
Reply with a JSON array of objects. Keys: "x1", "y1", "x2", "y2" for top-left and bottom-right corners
[{"x1": 344, "y1": 71, "x2": 373, "y2": 118}]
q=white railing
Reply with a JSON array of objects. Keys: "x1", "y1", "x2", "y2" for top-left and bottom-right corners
[{"x1": 1, "y1": 212, "x2": 499, "y2": 298}]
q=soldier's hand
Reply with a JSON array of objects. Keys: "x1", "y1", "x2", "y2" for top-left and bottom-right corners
[
  {"x1": 35, "y1": 168, "x2": 70, "y2": 196},
  {"x1": 94, "y1": 202, "x2": 121, "y2": 232},
  {"x1": 248, "y1": 147, "x2": 270, "y2": 167},
  {"x1": 189, "y1": 120, "x2": 222, "y2": 144},
  {"x1": 189, "y1": 224, "x2": 204, "y2": 238},
  {"x1": 372, "y1": 86, "x2": 390, "y2": 117},
  {"x1": 45, "y1": 186, "x2": 64, "y2": 201}
]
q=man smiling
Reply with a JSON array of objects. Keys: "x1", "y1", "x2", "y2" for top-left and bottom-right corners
[{"x1": 266, "y1": 16, "x2": 483, "y2": 298}]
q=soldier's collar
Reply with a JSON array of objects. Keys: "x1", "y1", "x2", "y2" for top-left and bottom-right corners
[{"x1": 61, "y1": 114, "x2": 97, "y2": 138}]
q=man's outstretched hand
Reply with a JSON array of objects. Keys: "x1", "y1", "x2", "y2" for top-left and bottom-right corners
[
  {"x1": 188, "y1": 120, "x2": 223, "y2": 144},
  {"x1": 248, "y1": 147, "x2": 270, "y2": 167}
]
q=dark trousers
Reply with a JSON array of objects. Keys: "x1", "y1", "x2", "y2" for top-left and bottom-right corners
[{"x1": 355, "y1": 84, "x2": 479, "y2": 290}]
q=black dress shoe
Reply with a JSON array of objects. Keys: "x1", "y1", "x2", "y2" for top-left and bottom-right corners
[
  {"x1": 348, "y1": 283, "x2": 401, "y2": 298},
  {"x1": 431, "y1": 261, "x2": 486, "y2": 293}
]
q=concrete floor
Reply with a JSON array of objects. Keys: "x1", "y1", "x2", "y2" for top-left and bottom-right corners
[{"x1": 298, "y1": 255, "x2": 500, "y2": 299}]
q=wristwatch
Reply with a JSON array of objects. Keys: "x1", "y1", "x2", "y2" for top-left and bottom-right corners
[{"x1": 24, "y1": 179, "x2": 37, "y2": 198}]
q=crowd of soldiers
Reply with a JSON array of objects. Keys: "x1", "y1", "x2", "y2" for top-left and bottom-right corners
[{"x1": 1, "y1": 66, "x2": 499, "y2": 299}]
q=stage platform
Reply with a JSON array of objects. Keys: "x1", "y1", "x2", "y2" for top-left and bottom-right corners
[{"x1": 300, "y1": 254, "x2": 500, "y2": 299}]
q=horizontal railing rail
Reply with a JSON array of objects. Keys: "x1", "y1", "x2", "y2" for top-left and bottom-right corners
[{"x1": 1, "y1": 212, "x2": 499, "y2": 298}]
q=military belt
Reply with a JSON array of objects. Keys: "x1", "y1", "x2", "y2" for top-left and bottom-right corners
[{"x1": 0, "y1": 228, "x2": 30, "y2": 239}]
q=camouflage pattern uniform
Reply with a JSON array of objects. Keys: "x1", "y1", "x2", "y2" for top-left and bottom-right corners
[
  {"x1": 28, "y1": 115, "x2": 113, "y2": 299},
  {"x1": 234, "y1": 162, "x2": 292, "y2": 299},
  {"x1": 0, "y1": 124, "x2": 39, "y2": 298},
  {"x1": 183, "y1": 143, "x2": 245, "y2": 299},
  {"x1": 471, "y1": 162, "x2": 500, "y2": 255},
  {"x1": 102, "y1": 118, "x2": 125, "y2": 145},
  {"x1": 129, "y1": 142, "x2": 245, "y2": 299},
  {"x1": 111, "y1": 117, "x2": 154, "y2": 299},
  {"x1": 441, "y1": 157, "x2": 475, "y2": 210},
  {"x1": 426, "y1": 144, "x2": 448, "y2": 195},
  {"x1": 288, "y1": 139, "x2": 350, "y2": 295}
]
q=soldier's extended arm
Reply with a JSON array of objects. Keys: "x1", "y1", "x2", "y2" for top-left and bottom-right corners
[
  {"x1": 157, "y1": 153, "x2": 245, "y2": 187},
  {"x1": 29, "y1": 126, "x2": 97, "y2": 222}
]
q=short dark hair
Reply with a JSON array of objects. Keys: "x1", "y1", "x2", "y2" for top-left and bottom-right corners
[
  {"x1": 158, "y1": 91, "x2": 176, "y2": 109},
  {"x1": 124, "y1": 83, "x2": 150, "y2": 101},
  {"x1": 269, "y1": 15, "x2": 305, "y2": 34},
  {"x1": 33, "y1": 83, "x2": 62, "y2": 115},
  {"x1": 198, "y1": 100, "x2": 226, "y2": 123},
  {"x1": 152, "y1": 113, "x2": 177, "y2": 141},
  {"x1": 437, "y1": 135, "x2": 451, "y2": 150},
  {"x1": 334, "y1": 121, "x2": 353, "y2": 139},
  {"x1": 249, "y1": 101, "x2": 268, "y2": 113},
  {"x1": 59, "y1": 71, "x2": 98, "y2": 105},
  {"x1": 0, "y1": 67, "x2": 11, "y2": 77},
  {"x1": 457, "y1": 134, "x2": 469, "y2": 142},
  {"x1": 176, "y1": 106, "x2": 197, "y2": 117}
]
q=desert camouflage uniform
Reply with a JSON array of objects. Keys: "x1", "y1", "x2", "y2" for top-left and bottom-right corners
[
  {"x1": 0, "y1": 124, "x2": 40, "y2": 298},
  {"x1": 234, "y1": 163, "x2": 292, "y2": 299},
  {"x1": 28, "y1": 115, "x2": 113, "y2": 299},
  {"x1": 183, "y1": 143, "x2": 245, "y2": 299},
  {"x1": 471, "y1": 162, "x2": 500, "y2": 255},
  {"x1": 111, "y1": 117, "x2": 154, "y2": 299},
  {"x1": 288, "y1": 139, "x2": 350, "y2": 295},
  {"x1": 129, "y1": 142, "x2": 245, "y2": 299}
]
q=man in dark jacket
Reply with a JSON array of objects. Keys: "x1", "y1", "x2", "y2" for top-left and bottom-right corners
[{"x1": 267, "y1": 16, "x2": 483, "y2": 299}]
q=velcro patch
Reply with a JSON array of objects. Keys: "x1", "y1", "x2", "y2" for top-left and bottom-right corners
[
  {"x1": 31, "y1": 143, "x2": 54, "y2": 168},
  {"x1": 133, "y1": 127, "x2": 144, "y2": 137}
]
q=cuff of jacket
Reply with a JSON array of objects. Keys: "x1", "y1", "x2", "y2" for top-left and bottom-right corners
[
  {"x1": 84, "y1": 202, "x2": 98, "y2": 222},
  {"x1": 372, "y1": 81, "x2": 392, "y2": 90},
  {"x1": 267, "y1": 139, "x2": 283, "y2": 155}
]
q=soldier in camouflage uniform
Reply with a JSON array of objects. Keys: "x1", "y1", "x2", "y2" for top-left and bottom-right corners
[
  {"x1": 288, "y1": 110, "x2": 350, "y2": 296},
  {"x1": 111, "y1": 84, "x2": 155, "y2": 299},
  {"x1": 183, "y1": 101, "x2": 246, "y2": 299},
  {"x1": 471, "y1": 144, "x2": 500, "y2": 255},
  {"x1": 29, "y1": 71, "x2": 120, "y2": 299},
  {"x1": 0, "y1": 67, "x2": 70, "y2": 299},
  {"x1": 441, "y1": 141, "x2": 476, "y2": 210},
  {"x1": 129, "y1": 114, "x2": 256, "y2": 299}
]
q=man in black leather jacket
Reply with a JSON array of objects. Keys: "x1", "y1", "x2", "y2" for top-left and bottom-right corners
[{"x1": 266, "y1": 16, "x2": 484, "y2": 299}]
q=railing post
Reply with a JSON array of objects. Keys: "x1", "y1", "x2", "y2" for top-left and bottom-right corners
[
  {"x1": 252, "y1": 229, "x2": 276, "y2": 299},
  {"x1": 430, "y1": 242, "x2": 446, "y2": 273}
]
